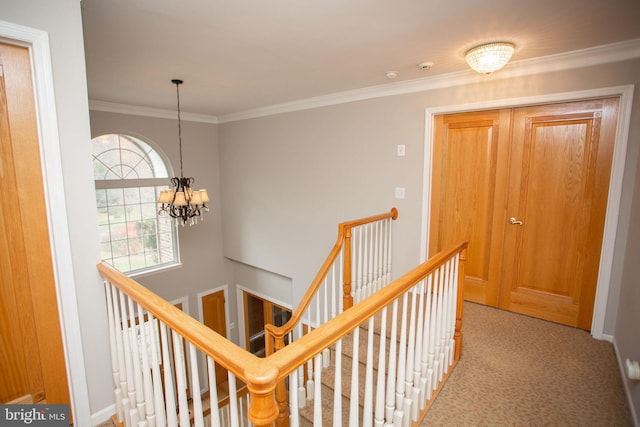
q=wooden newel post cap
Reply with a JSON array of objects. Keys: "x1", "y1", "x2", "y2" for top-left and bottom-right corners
[{"x1": 247, "y1": 366, "x2": 279, "y2": 426}]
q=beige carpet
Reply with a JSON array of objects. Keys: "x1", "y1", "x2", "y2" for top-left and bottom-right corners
[
  {"x1": 98, "y1": 301, "x2": 633, "y2": 426},
  {"x1": 422, "y1": 302, "x2": 633, "y2": 426}
]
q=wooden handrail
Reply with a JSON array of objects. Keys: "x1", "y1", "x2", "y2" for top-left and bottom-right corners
[
  {"x1": 265, "y1": 241, "x2": 468, "y2": 380},
  {"x1": 265, "y1": 207, "x2": 398, "y2": 343},
  {"x1": 97, "y1": 262, "x2": 280, "y2": 425},
  {"x1": 98, "y1": 223, "x2": 466, "y2": 427}
]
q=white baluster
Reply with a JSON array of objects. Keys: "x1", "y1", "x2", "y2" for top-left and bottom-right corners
[
  {"x1": 411, "y1": 283, "x2": 426, "y2": 421},
  {"x1": 333, "y1": 338, "x2": 342, "y2": 427},
  {"x1": 371, "y1": 221, "x2": 380, "y2": 294},
  {"x1": 313, "y1": 353, "x2": 322, "y2": 426},
  {"x1": 349, "y1": 327, "x2": 360, "y2": 427},
  {"x1": 323, "y1": 276, "x2": 330, "y2": 368},
  {"x1": 127, "y1": 297, "x2": 145, "y2": 422},
  {"x1": 420, "y1": 275, "x2": 434, "y2": 406},
  {"x1": 159, "y1": 323, "x2": 178, "y2": 427},
  {"x1": 331, "y1": 258, "x2": 338, "y2": 320},
  {"x1": 207, "y1": 357, "x2": 221, "y2": 427},
  {"x1": 394, "y1": 292, "x2": 409, "y2": 426},
  {"x1": 356, "y1": 226, "x2": 364, "y2": 304},
  {"x1": 374, "y1": 306, "x2": 387, "y2": 427},
  {"x1": 115, "y1": 288, "x2": 135, "y2": 426},
  {"x1": 385, "y1": 299, "x2": 398, "y2": 425},
  {"x1": 297, "y1": 322, "x2": 306, "y2": 408},
  {"x1": 104, "y1": 282, "x2": 124, "y2": 423},
  {"x1": 403, "y1": 289, "x2": 417, "y2": 422},
  {"x1": 228, "y1": 373, "x2": 239, "y2": 427},
  {"x1": 435, "y1": 264, "x2": 446, "y2": 383},
  {"x1": 306, "y1": 311, "x2": 315, "y2": 401},
  {"x1": 146, "y1": 314, "x2": 166, "y2": 427},
  {"x1": 136, "y1": 303, "x2": 157, "y2": 426},
  {"x1": 172, "y1": 333, "x2": 190, "y2": 426},
  {"x1": 289, "y1": 369, "x2": 299, "y2": 427},
  {"x1": 189, "y1": 342, "x2": 204, "y2": 426},
  {"x1": 362, "y1": 316, "x2": 375, "y2": 427}
]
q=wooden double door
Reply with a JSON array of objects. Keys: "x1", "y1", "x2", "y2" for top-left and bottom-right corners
[{"x1": 429, "y1": 98, "x2": 619, "y2": 330}]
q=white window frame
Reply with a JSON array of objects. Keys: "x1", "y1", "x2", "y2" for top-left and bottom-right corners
[{"x1": 92, "y1": 134, "x2": 180, "y2": 276}]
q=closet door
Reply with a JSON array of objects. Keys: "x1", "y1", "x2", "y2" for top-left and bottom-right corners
[
  {"x1": 500, "y1": 98, "x2": 618, "y2": 329},
  {"x1": 430, "y1": 109, "x2": 511, "y2": 306},
  {"x1": 430, "y1": 98, "x2": 618, "y2": 330}
]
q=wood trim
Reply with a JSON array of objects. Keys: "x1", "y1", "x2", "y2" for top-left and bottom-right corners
[
  {"x1": 97, "y1": 263, "x2": 262, "y2": 379},
  {"x1": 422, "y1": 85, "x2": 635, "y2": 338},
  {"x1": 99, "y1": 239, "x2": 466, "y2": 426},
  {"x1": 266, "y1": 208, "x2": 398, "y2": 343},
  {"x1": 266, "y1": 241, "x2": 468, "y2": 379}
]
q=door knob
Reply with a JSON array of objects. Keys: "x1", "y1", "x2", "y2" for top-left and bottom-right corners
[{"x1": 509, "y1": 217, "x2": 524, "y2": 225}]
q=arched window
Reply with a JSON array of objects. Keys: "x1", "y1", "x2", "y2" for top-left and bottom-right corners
[{"x1": 92, "y1": 134, "x2": 178, "y2": 275}]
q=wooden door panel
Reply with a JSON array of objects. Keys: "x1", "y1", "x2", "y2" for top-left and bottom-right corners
[
  {"x1": 0, "y1": 44, "x2": 68, "y2": 406},
  {"x1": 202, "y1": 291, "x2": 227, "y2": 384},
  {"x1": 431, "y1": 98, "x2": 618, "y2": 330},
  {"x1": 430, "y1": 110, "x2": 510, "y2": 305},
  {"x1": 501, "y1": 99, "x2": 617, "y2": 329}
]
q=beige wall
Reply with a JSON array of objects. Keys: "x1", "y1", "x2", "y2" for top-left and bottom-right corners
[{"x1": 616, "y1": 141, "x2": 640, "y2": 420}]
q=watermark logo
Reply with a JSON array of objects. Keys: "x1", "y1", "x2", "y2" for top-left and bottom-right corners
[{"x1": 0, "y1": 405, "x2": 68, "y2": 426}]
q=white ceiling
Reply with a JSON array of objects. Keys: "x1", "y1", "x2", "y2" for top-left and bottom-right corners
[{"x1": 81, "y1": 0, "x2": 640, "y2": 119}]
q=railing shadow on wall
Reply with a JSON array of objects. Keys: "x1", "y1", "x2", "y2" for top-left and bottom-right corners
[{"x1": 97, "y1": 208, "x2": 468, "y2": 426}]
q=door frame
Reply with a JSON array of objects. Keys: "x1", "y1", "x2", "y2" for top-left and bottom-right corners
[
  {"x1": 235, "y1": 285, "x2": 292, "y2": 353},
  {"x1": 0, "y1": 21, "x2": 91, "y2": 422},
  {"x1": 421, "y1": 85, "x2": 634, "y2": 340}
]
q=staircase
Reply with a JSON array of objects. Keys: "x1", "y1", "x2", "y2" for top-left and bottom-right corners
[
  {"x1": 97, "y1": 208, "x2": 467, "y2": 426},
  {"x1": 289, "y1": 261, "x2": 463, "y2": 427}
]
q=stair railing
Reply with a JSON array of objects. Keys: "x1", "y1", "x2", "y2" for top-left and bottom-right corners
[
  {"x1": 264, "y1": 208, "x2": 398, "y2": 423},
  {"x1": 266, "y1": 240, "x2": 467, "y2": 426},
  {"x1": 98, "y1": 218, "x2": 467, "y2": 426}
]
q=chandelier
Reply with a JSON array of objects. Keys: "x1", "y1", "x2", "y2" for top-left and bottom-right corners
[
  {"x1": 157, "y1": 79, "x2": 209, "y2": 225},
  {"x1": 465, "y1": 42, "x2": 515, "y2": 74}
]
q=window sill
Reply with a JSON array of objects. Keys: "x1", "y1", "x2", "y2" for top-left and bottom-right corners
[{"x1": 128, "y1": 262, "x2": 183, "y2": 279}]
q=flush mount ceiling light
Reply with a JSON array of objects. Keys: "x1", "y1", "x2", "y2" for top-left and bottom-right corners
[{"x1": 465, "y1": 42, "x2": 515, "y2": 74}]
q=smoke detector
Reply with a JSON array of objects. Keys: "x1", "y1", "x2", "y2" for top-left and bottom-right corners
[
  {"x1": 385, "y1": 70, "x2": 399, "y2": 79},
  {"x1": 418, "y1": 61, "x2": 434, "y2": 70}
]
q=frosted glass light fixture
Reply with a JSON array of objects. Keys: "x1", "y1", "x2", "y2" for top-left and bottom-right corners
[{"x1": 465, "y1": 42, "x2": 515, "y2": 74}]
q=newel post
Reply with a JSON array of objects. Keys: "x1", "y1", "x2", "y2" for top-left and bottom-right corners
[
  {"x1": 246, "y1": 364, "x2": 279, "y2": 427},
  {"x1": 454, "y1": 244, "x2": 468, "y2": 362},
  {"x1": 343, "y1": 225, "x2": 353, "y2": 310}
]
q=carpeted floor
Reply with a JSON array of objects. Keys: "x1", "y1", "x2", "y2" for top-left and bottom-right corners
[
  {"x1": 97, "y1": 302, "x2": 634, "y2": 426},
  {"x1": 422, "y1": 302, "x2": 633, "y2": 426}
]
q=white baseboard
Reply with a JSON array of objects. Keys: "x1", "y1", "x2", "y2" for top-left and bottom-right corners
[
  {"x1": 91, "y1": 403, "x2": 116, "y2": 426},
  {"x1": 612, "y1": 338, "x2": 639, "y2": 427}
]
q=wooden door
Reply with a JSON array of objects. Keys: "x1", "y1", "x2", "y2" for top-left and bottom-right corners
[
  {"x1": 430, "y1": 98, "x2": 618, "y2": 330},
  {"x1": 500, "y1": 99, "x2": 618, "y2": 329},
  {"x1": 202, "y1": 290, "x2": 227, "y2": 384},
  {"x1": 0, "y1": 43, "x2": 70, "y2": 406},
  {"x1": 430, "y1": 109, "x2": 511, "y2": 306}
]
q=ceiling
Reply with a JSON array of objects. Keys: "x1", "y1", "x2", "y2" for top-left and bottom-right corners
[{"x1": 80, "y1": 0, "x2": 640, "y2": 119}]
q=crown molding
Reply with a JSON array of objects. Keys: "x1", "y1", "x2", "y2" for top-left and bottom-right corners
[
  {"x1": 89, "y1": 100, "x2": 219, "y2": 124},
  {"x1": 89, "y1": 38, "x2": 640, "y2": 124},
  {"x1": 218, "y1": 38, "x2": 640, "y2": 123}
]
